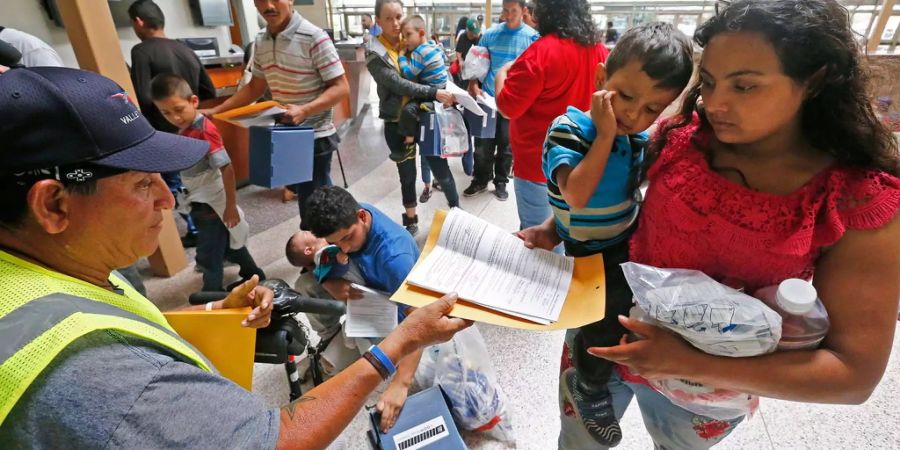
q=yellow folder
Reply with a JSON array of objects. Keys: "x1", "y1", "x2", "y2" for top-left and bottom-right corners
[
  {"x1": 163, "y1": 308, "x2": 256, "y2": 390},
  {"x1": 391, "y1": 210, "x2": 606, "y2": 330}
]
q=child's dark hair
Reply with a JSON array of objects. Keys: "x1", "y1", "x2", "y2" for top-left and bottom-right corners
[
  {"x1": 652, "y1": 0, "x2": 900, "y2": 177},
  {"x1": 128, "y1": 0, "x2": 165, "y2": 29},
  {"x1": 150, "y1": 73, "x2": 193, "y2": 101},
  {"x1": 301, "y1": 186, "x2": 361, "y2": 238},
  {"x1": 605, "y1": 22, "x2": 694, "y2": 92}
]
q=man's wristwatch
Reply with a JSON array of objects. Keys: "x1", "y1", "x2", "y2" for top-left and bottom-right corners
[{"x1": 363, "y1": 344, "x2": 397, "y2": 380}]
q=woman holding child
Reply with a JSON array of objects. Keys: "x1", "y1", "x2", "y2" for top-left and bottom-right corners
[
  {"x1": 519, "y1": 1, "x2": 900, "y2": 448},
  {"x1": 366, "y1": 0, "x2": 459, "y2": 235}
]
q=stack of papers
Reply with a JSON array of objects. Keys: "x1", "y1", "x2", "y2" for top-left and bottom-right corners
[{"x1": 406, "y1": 208, "x2": 574, "y2": 324}]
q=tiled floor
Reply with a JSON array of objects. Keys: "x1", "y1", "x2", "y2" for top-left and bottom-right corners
[{"x1": 144, "y1": 106, "x2": 900, "y2": 450}]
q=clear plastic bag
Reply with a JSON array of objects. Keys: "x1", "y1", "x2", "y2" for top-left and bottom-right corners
[
  {"x1": 461, "y1": 45, "x2": 490, "y2": 82},
  {"x1": 621, "y1": 262, "x2": 784, "y2": 419},
  {"x1": 434, "y1": 103, "x2": 470, "y2": 158},
  {"x1": 414, "y1": 326, "x2": 516, "y2": 444}
]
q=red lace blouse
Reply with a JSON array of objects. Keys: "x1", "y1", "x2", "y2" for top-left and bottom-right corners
[{"x1": 629, "y1": 120, "x2": 900, "y2": 293}]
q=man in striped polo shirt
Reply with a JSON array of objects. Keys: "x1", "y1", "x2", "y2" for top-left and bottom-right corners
[
  {"x1": 206, "y1": 0, "x2": 349, "y2": 215},
  {"x1": 464, "y1": 0, "x2": 538, "y2": 202}
]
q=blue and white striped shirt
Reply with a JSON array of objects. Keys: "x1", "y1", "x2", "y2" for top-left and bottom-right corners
[
  {"x1": 399, "y1": 42, "x2": 448, "y2": 87},
  {"x1": 478, "y1": 23, "x2": 539, "y2": 96},
  {"x1": 542, "y1": 107, "x2": 646, "y2": 256}
]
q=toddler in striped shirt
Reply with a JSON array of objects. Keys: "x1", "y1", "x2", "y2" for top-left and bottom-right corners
[{"x1": 396, "y1": 15, "x2": 449, "y2": 160}]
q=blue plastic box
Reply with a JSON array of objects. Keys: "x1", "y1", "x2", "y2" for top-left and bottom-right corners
[
  {"x1": 248, "y1": 125, "x2": 315, "y2": 188},
  {"x1": 462, "y1": 102, "x2": 497, "y2": 139},
  {"x1": 418, "y1": 109, "x2": 442, "y2": 157},
  {"x1": 367, "y1": 386, "x2": 467, "y2": 450}
]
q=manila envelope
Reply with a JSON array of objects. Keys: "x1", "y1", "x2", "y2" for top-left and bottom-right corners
[
  {"x1": 213, "y1": 100, "x2": 284, "y2": 126},
  {"x1": 164, "y1": 307, "x2": 256, "y2": 390},
  {"x1": 391, "y1": 210, "x2": 606, "y2": 330}
]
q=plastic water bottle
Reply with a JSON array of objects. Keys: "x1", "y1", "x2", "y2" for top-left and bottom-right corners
[{"x1": 754, "y1": 279, "x2": 829, "y2": 351}]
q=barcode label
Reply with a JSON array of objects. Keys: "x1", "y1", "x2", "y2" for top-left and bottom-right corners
[{"x1": 392, "y1": 416, "x2": 449, "y2": 450}]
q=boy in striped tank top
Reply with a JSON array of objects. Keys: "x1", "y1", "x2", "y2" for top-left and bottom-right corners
[
  {"x1": 542, "y1": 23, "x2": 693, "y2": 446},
  {"x1": 396, "y1": 15, "x2": 450, "y2": 160}
]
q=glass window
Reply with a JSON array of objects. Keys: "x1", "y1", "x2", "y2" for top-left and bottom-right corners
[
  {"x1": 882, "y1": 16, "x2": 900, "y2": 41},
  {"x1": 851, "y1": 12, "x2": 872, "y2": 37}
]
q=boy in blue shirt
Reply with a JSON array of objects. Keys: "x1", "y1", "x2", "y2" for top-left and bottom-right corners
[
  {"x1": 301, "y1": 186, "x2": 420, "y2": 432},
  {"x1": 543, "y1": 23, "x2": 693, "y2": 446}
]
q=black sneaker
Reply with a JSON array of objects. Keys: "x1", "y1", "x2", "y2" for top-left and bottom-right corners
[
  {"x1": 561, "y1": 368, "x2": 623, "y2": 447},
  {"x1": 419, "y1": 185, "x2": 433, "y2": 203},
  {"x1": 463, "y1": 182, "x2": 487, "y2": 197},
  {"x1": 402, "y1": 214, "x2": 419, "y2": 236},
  {"x1": 494, "y1": 182, "x2": 509, "y2": 201}
]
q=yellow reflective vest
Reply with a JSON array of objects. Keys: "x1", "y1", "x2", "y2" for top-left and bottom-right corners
[{"x1": 0, "y1": 250, "x2": 214, "y2": 424}]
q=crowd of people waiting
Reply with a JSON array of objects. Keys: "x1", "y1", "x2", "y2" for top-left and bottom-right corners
[{"x1": 0, "y1": 0, "x2": 898, "y2": 448}]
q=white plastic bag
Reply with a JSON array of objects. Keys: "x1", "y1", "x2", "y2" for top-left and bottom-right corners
[
  {"x1": 461, "y1": 45, "x2": 490, "y2": 82},
  {"x1": 621, "y1": 262, "x2": 784, "y2": 419},
  {"x1": 434, "y1": 103, "x2": 470, "y2": 158},
  {"x1": 413, "y1": 326, "x2": 516, "y2": 444}
]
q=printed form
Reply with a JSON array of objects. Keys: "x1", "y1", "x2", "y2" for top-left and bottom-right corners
[
  {"x1": 344, "y1": 284, "x2": 398, "y2": 338},
  {"x1": 407, "y1": 208, "x2": 574, "y2": 324}
]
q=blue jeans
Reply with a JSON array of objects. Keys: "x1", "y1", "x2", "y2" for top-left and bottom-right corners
[
  {"x1": 559, "y1": 330, "x2": 745, "y2": 450},
  {"x1": 190, "y1": 203, "x2": 264, "y2": 292},
  {"x1": 421, "y1": 156, "x2": 432, "y2": 185},
  {"x1": 513, "y1": 177, "x2": 553, "y2": 230},
  {"x1": 423, "y1": 150, "x2": 473, "y2": 184}
]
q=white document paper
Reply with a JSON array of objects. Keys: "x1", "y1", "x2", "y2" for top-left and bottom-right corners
[
  {"x1": 344, "y1": 284, "x2": 398, "y2": 338},
  {"x1": 230, "y1": 105, "x2": 287, "y2": 127},
  {"x1": 407, "y1": 208, "x2": 574, "y2": 324},
  {"x1": 446, "y1": 82, "x2": 484, "y2": 116}
]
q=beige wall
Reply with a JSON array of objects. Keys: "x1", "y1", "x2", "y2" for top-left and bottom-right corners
[
  {"x1": 295, "y1": 1, "x2": 330, "y2": 30},
  {"x1": 2, "y1": 0, "x2": 233, "y2": 68}
]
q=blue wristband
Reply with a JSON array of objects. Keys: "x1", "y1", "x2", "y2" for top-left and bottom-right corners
[{"x1": 367, "y1": 344, "x2": 397, "y2": 377}]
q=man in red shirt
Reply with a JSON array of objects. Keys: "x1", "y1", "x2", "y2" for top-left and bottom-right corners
[{"x1": 496, "y1": 5, "x2": 608, "y2": 230}]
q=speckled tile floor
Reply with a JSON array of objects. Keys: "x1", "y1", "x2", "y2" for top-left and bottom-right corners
[{"x1": 143, "y1": 104, "x2": 900, "y2": 450}]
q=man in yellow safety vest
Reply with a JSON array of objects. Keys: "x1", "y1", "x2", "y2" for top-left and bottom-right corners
[{"x1": 0, "y1": 67, "x2": 469, "y2": 448}]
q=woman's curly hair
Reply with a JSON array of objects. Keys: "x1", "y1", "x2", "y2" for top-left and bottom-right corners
[
  {"x1": 651, "y1": 0, "x2": 900, "y2": 177},
  {"x1": 533, "y1": 0, "x2": 598, "y2": 46}
]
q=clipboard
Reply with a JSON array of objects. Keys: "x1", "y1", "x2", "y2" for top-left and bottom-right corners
[
  {"x1": 391, "y1": 210, "x2": 606, "y2": 330},
  {"x1": 163, "y1": 308, "x2": 256, "y2": 390}
]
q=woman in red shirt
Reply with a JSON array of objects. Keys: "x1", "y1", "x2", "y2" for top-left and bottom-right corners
[
  {"x1": 495, "y1": 0, "x2": 608, "y2": 230},
  {"x1": 520, "y1": 1, "x2": 900, "y2": 448}
]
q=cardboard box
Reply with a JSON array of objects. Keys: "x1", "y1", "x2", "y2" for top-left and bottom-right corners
[
  {"x1": 462, "y1": 102, "x2": 497, "y2": 139},
  {"x1": 248, "y1": 125, "x2": 315, "y2": 188},
  {"x1": 367, "y1": 386, "x2": 467, "y2": 450}
]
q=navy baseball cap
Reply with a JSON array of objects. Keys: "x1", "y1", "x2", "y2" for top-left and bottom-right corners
[{"x1": 0, "y1": 67, "x2": 208, "y2": 177}]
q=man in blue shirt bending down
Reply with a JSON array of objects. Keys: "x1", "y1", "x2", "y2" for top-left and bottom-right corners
[{"x1": 301, "y1": 186, "x2": 422, "y2": 432}]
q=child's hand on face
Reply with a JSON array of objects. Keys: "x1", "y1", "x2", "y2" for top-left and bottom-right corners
[
  {"x1": 336, "y1": 252, "x2": 349, "y2": 265},
  {"x1": 591, "y1": 90, "x2": 618, "y2": 137}
]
